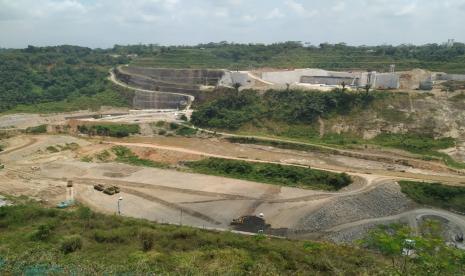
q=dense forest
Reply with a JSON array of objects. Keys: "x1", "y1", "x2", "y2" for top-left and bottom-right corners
[
  {"x1": 1, "y1": 42, "x2": 465, "y2": 114},
  {"x1": 124, "y1": 41, "x2": 465, "y2": 73},
  {"x1": 191, "y1": 89, "x2": 376, "y2": 130},
  {"x1": 0, "y1": 45, "x2": 130, "y2": 113}
]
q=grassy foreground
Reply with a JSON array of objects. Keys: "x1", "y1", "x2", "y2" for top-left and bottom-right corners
[
  {"x1": 0, "y1": 202, "x2": 385, "y2": 275},
  {"x1": 399, "y1": 181, "x2": 465, "y2": 213},
  {"x1": 184, "y1": 158, "x2": 351, "y2": 191}
]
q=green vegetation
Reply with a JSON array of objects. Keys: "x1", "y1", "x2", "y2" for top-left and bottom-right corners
[
  {"x1": 175, "y1": 126, "x2": 198, "y2": 136},
  {"x1": 399, "y1": 181, "x2": 465, "y2": 213},
  {"x1": 25, "y1": 125, "x2": 47, "y2": 134},
  {"x1": 372, "y1": 133, "x2": 465, "y2": 169},
  {"x1": 111, "y1": 146, "x2": 168, "y2": 168},
  {"x1": 362, "y1": 222, "x2": 465, "y2": 275},
  {"x1": 125, "y1": 42, "x2": 465, "y2": 73},
  {"x1": 77, "y1": 124, "x2": 140, "y2": 138},
  {"x1": 46, "y1": 146, "x2": 59, "y2": 153},
  {"x1": 94, "y1": 150, "x2": 111, "y2": 162},
  {"x1": 0, "y1": 45, "x2": 130, "y2": 113},
  {"x1": 5, "y1": 90, "x2": 131, "y2": 114},
  {"x1": 206, "y1": 92, "x2": 465, "y2": 167},
  {"x1": 184, "y1": 158, "x2": 351, "y2": 191},
  {"x1": 0, "y1": 202, "x2": 386, "y2": 274},
  {"x1": 372, "y1": 133, "x2": 455, "y2": 154},
  {"x1": 226, "y1": 136, "x2": 333, "y2": 154},
  {"x1": 191, "y1": 89, "x2": 376, "y2": 130}
]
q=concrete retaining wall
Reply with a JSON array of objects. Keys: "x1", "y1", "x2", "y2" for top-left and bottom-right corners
[
  {"x1": 133, "y1": 91, "x2": 188, "y2": 110},
  {"x1": 261, "y1": 69, "x2": 329, "y2": 84},
  {"x1": 445, "y1": 74, "x2": 465, "y2": 81},
  {"x1": 374, "y1": 73, "x2": 400, "y2": 89},
  {"x1": 301, "y1": 76, "x2": 356, "y2": 86},
  {"x1": 219, "y1": 71, "x2": 252, "y2": 87}
]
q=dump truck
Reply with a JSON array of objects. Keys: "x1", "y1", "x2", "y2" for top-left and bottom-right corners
[{"x1": 103, "y1": 186, "x2": 120, "y2": 195}]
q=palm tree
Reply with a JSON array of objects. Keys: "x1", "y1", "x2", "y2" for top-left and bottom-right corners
[{"x1": 341, "y1": 81, "x2": 347, "y2": 92}]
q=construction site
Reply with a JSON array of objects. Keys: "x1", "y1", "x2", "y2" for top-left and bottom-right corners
[{"x1": 1, "y1": 64, "x2": 465, "y2": 249}]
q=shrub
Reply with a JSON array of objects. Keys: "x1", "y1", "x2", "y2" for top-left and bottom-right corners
[
  {"x1": 95, "y1": 150, "x2": 111, "y2": 161},
  {"x1": 169, "y1": 122, "x2": 179, "y2": 130},
  {"x1": 60, "y1": 235, "x2": 82, "y2": 254},
  {"x1": 26, "y1": 125, "x2": 47, "y2": 134},
  {"x1": 139, "y1": 230, "x2": 155, "y2": 252},
  {"x1": 111, "y1": 146, "x2": 168, "y2": 168},
  {"x1": 77, "y1": 124, "x2": 140, "y2": 138},
  {"x1": 46, "y1": 146, "x2": 59, "y2": 153},
  {"x1": 93, "y1": 229, "x2": 126, "y2": 243},
  {"x1": 30, "y1": 224, "x2": 53, "y2": 241},
  {"x1": 175, "y1": 126, "x2": 197, "y2": 136},
  {"x1": 158, "y1": 129, "x2": 167, "y2": 136},
  {"x1": 80, "y1": 156, "x2": 92, "y2": 162},
  {"x1": 155, "y1": 121, "x2": 166, "y2": 127},
  {"x1": 185, "y1": 158, "x2": 352, "y2": 191}
]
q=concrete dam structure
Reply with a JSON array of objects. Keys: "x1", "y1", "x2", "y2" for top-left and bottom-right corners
[
  {"x1": 114, "y1": 66, "x2": 226, "y2": 110},
  {"x1": 114, "y1": 65, "x2": 465, "y2": 111}
]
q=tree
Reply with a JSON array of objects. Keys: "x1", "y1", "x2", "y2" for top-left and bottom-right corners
[
  {"x1": 364, "y1": 84, "x2": 372, "y2": 94},
  {"x1": 362, "y1": 222, "x2": 465, "y2": 275},
  {"x1": 341, "y1": 81, "x2": 347, "y2": 92},
  {"x1": 233, "y1": 82, "x2": 242, "y2": 94}
]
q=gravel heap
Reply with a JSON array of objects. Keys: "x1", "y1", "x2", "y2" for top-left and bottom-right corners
[{"x1": 296, "y1": 182, "x2": 414, "y2": 232}]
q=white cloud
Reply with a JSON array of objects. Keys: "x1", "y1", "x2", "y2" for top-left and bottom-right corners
[
  {"x1": 284, "y1": 0, "x2": 317, "y2": 18},
  {"x1": 1, "y1": 0, "x2": 465, "y2": 48},
  {"x1": 265, "y1": 8, "x2": 285, "y2": 19},
  {"x1": 394, "y1": 3, "x2": 417, "y2": 16},
  {"x1": 332, "y1": 2, "x2": 346, "y2": 12}
]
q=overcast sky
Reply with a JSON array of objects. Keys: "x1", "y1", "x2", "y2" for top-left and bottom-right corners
[{"x1": 1, "y1": 0, "x2": 465, "y2": 48}]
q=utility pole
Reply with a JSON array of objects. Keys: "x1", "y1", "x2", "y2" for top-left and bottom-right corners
[
  {"x1": 117, "y1": 197, "x2": 123, "y2": 215},
  {"x1": 180, "y1": 209, "x2": 183, "y2": 225}
]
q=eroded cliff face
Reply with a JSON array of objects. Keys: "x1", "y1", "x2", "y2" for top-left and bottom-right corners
[{"x1": 324, "y1": 92, "x2": 465, "y2": 141}]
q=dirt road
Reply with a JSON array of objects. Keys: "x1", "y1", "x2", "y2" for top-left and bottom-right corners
[{"x1": 1, "y1": 134, "x2": 464, "y2": 245}]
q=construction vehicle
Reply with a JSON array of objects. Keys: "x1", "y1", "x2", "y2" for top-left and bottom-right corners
[{"x1": 103, "y1": 186, "x2": 120, "y2": 195}]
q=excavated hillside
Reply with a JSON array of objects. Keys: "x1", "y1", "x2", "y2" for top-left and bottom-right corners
[{"x1": 322, "y1": 91, "x2": 465, "y2": 141}]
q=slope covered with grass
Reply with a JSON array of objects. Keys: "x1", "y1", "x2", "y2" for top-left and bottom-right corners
[{"x1": 0, "y1": 202, "x2": 385, "y2": 274}]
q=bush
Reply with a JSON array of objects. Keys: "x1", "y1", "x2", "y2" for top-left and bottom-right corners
[
  {"x1": 46, "y1": 146, "x2": 59, "y2": 153},
  {"x1": 81, "y1": 156, "x2": 92, "y2": 162},
  {"x1": 93, "y1": 229, "x2": 127, "y2": 243},
  {"x1": 95, "y1": 150, "x2": 111, "y2": 161},
  {"x1": 175, "y1": 126, "x2": 197, "y2": 136},
  {"x1": 399, "y1": 181, "x2": 465, "y2": 213},
  {"x1": 111, "y1": 146, "x2": 168, "y2": 168},
  {"x1": 158, "y1": 129, "x2": 167, "y2": 136},
  {"x1": 139, "y1": 230, "x2": 155, "y2": 251},
  {"x1": 169, "y1": 122, "x2": 179, "y2": 130},
  {"x1": 77, "y1": 124, "x2": 140, "y2": 138},
  {"x1": 60, "y1": 235, "x2": 82, "y2": 254},
  {"x1": 155, "y1": 121, "x2": 166, "y2": 127},
  {"x1": 185, "y1": 158, "x2": 351, "y2": 191},
  {"x1": 30, "y1": 224, "x2": 53, "y2": 241},
  {"x1": 26, "y1": 125, "x2": 47, "y2": 134}
]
